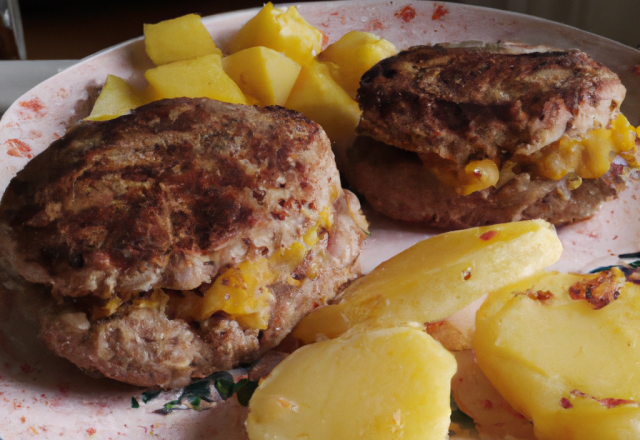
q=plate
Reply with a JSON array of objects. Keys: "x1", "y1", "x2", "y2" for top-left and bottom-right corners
[{"x1": 1, "y1": 1, "x2": 640, "y2": 438}]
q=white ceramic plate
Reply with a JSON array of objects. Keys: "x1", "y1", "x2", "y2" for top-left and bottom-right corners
[{"x1": 2, "y1": 1, "x2": 640, "y2": 438}]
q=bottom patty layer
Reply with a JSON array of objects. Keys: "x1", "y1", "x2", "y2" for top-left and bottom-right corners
[
  {"x1": 39, "y1": 191, "x2": 365, "y2": 389},
  {"x1": 345, "y1": 136, "x2": 627, "y2": 230}
]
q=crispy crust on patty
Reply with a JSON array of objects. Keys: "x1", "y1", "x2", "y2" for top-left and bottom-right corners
[
  {"x1": 0, "y1": 98, "x2": 343, "y2": 300},
  {"x1": 357, "y1": 43, "x2": 626, "y2": 167},
  {"x1": 345, "y1": 137, "x2": 625, "y2": 229}
]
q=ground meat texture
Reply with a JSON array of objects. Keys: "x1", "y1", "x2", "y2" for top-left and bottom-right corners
[
  {"x1": 0, "y1": 98, "x2": 368, "y2": 388},
  {"x1": 0, "y1": 98, "x2": 342, "y2": 299},
  {"x1": 357, "y1": 43, "x2": 625, "y2": 167},
  {"x1": 345, "y1": 137, "x2": 625, "y2": 229}
]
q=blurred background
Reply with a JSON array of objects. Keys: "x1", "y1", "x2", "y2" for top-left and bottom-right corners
[{"x1": 15, "y1": 0, "x2": 640, "y2": 60}]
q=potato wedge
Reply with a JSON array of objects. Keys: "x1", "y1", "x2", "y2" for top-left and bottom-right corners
[
  {"x1": 86, "y1": 75, "x2": 148, "y2": 121},
  {"x1": 145, "y1": 54, "x2": 247, "y2": 104},
  {"x1": 285, "y1": 60, "x2": 361, "y2": 142},
  {"x1": 222, "y1": 46, "x2": 301, "y2": 106},
  {"x1": 318, "y1": 30, "x2": 397, "y2": 99},
  {"x1": 229, "y1": 2, "x2": 322, "y2": 66},
  {"x1": 247, "y1": 326, "x2": 455, "y2": 439},
  {"x1": 293, "y1": 219, "x2": 562, "y2": 344},
  {"x1": 144, "y1": 13, "x2": 222, "y2": 66},
  {"x1": 474, "y1": 269, "x2": 640, "y2": 440}
]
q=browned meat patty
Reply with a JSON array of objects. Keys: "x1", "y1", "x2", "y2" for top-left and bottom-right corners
[
  {"x1": 0, "y1": 98, "x2": 367, "y2": 388},
  {"x1": 345, "y1": 136, "x2": 626, "y2": 229},
  {"x1": 357, "y1": 42, "x2": 625, "y2": 166},
  {"x1": 345, "y1": 42, "x2": 631, "y2": 229}
]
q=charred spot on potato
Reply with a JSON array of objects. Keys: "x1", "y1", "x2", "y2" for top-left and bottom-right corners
[{"x1": 568, "y1": 268, "x2": 625, "y2": 309}]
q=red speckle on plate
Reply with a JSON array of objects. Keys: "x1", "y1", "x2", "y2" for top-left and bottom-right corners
[
  {"x1": 20, "y1": 416, "x2": 25, "y2": 423},
  {"x1": 28, "y1": 130, "x2": 42, "y2": 139},
  {"x1": 479, "y1": 230, "x2": 498, "y2": 241},
  {"x1": 394, "y1": 5, "x2": 416, "y2": 22},
  {"x1": 87, "y1": 427, "x2": 97, "y2": 436},
  {"x1": 5, "y1": 139, "x2": 32, "y2": 158},
  {"x1": 367, "y1": 19, "x2": 385, "y2": 31},
  {"x1": 432, "y1": 3, "x2": 449, "y2": 20},
  {"x1": 321, "y1": 32, "x2": 329, "y2": 48},
  {"x1": 613, "y1": 235, "x2": 618, "y2": 240},
  {"x1": 330, "y1": 11, "x2": 339, "y2": 16},
  {"x1": 19, "y1": 97, "x2": 45, "y2": 114}
]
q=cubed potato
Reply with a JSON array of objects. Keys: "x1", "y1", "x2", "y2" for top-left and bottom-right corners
[
  {"x1": 229, "y1": 2, "x2": 323, "y2": 66},
  {"x1": 317, "y1": 30, "x2": 397, "y2": 98},
  {"x1": 86, "y1": 75, "x2": 148, "y2": 121},
  {"x1": 474, "y1": 269, "x2": 640, "y2": 440},
  {"x1": 293, "y1": 219, "x2": 562, "y2": 344},
  {"x1": 222, "y1": 46, "x2": 301, "y2": 106},
  {"x1": 145, "y1": 54, "x2": 247, "y2": 104},
  {"x1": 285, "y1": 60, "x2": 360, "y2": 142},
  {"x1": 144, "y1": 13, "x2": 222, "y2": 66},
  {"x1": 247, "y1": 327, "x2": 456, "y2": 440}
]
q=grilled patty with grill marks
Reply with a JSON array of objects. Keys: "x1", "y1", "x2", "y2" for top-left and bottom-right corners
[
  {"x1": 345, "y1": 42, "x2": 630, "y2": 229},
  {"x1": 0, "y1": 98, "x2": 367, "y2": 388}
]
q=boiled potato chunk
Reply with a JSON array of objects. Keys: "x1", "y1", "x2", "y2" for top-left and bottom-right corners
[
  {"x1": 247, "y1": 327, "x2": 456, "y2": 439},
  {"x1": 293, "y1": 219, "x2": 562, "y2": 344},
  {"x1": 86, "y1": 75, "x2": 149, "y2": 121},
  {"x1": 474, "y1": 269, "x2": 640, "y2": 440},
  {"x1": 229, "y1": 2, "x2": 323, "y2": 66},
  {"x1": 318, "y1": 30, "x2": 397, "y2": 98},
  {"x1": 222, "y1": 46, "x2": 301, "y2": 106},
  {"x1": 145, "y1": 54, "x2": 247, "y2": 104},
  {"x1": 144, "y1": 13, "x2": 222, "y2": 66},
  {"x1": 285, "y1": 60, "x2": 360, "y2": 142}
]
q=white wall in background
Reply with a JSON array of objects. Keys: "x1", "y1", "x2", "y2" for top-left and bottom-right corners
[{"x1": 453, "y1": 0, "x2": 640, "y2": 48}]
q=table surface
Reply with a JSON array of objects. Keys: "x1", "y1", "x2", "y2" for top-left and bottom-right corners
[{"x1": 19, "y1": 0, "x2": 318, "y2": 60}]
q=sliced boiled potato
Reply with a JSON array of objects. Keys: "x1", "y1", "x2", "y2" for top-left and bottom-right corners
[
  {"x1": 86, "y1": 75, "x2": 148, "y2": 121},
  {"x1": 474, "y1": 269, "x2": 640, "y2": 440},
  {"x1": 318, "y1": 30, "x2": 397, "y2": 98},
  {"x1": 222, "y1": 46, "x2": 301, "y2": 106},
  {"x1": 285, "y1": 60, "x2": 360, "y2": 142},
  {"x1": 229, "y1": 2, "x2": 323, "y2": 66},
  {"x1": 452, "y1": 350, "x2": 535, "y2": 440},
  {"x1": 247, "y1": 326, "x2": 456, "y2": 440},
  {"x1": 144, "y1": 13, "x2": 222, "y2": 66},
  {"x1": 293, "y1": 219, "x2": 562, "y2": 344},
  {"x1": 145, "y1": 54, "x2": 247, "y2": 104}
]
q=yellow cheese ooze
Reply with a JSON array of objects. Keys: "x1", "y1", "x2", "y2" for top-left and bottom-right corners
[
  {"x1": 532, "y1": 114, "x2": 638, "y2": 180},
  {"x1": 169, "y1": 211, "x2": 333, "y2": 329}
]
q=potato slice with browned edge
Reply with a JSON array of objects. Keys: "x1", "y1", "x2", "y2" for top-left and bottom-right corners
[
  {"x1": 86, "y1": 75, "x2": 149, "y2": 121},
  {"x1": 145, "y1": 54, "x2": 247, "y2": 104},
  {"x1": 144, "y1": 13, "x2": 222, "y2": 66},
  {"x1": 293, "y1": 219, "x2": 562, "y2": 344},
  {"x1": 285, "y1": 60, "x2": 361, "y2": 142},
  {"x1": 222, "y1": 46, "x2": 301, "y2": 106},
  {"x1": 229, "y1": 2, "x2": 323, "y2": 66},
  {"x1": 247, "y1": 326, "x2": 456, "y2": 439},
  {"x1": 318, "y1": 30, "x2": 397, "y2": 99},
  {"x1": 474, "y1": 269, "x2": 640, "y2": 440}
]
